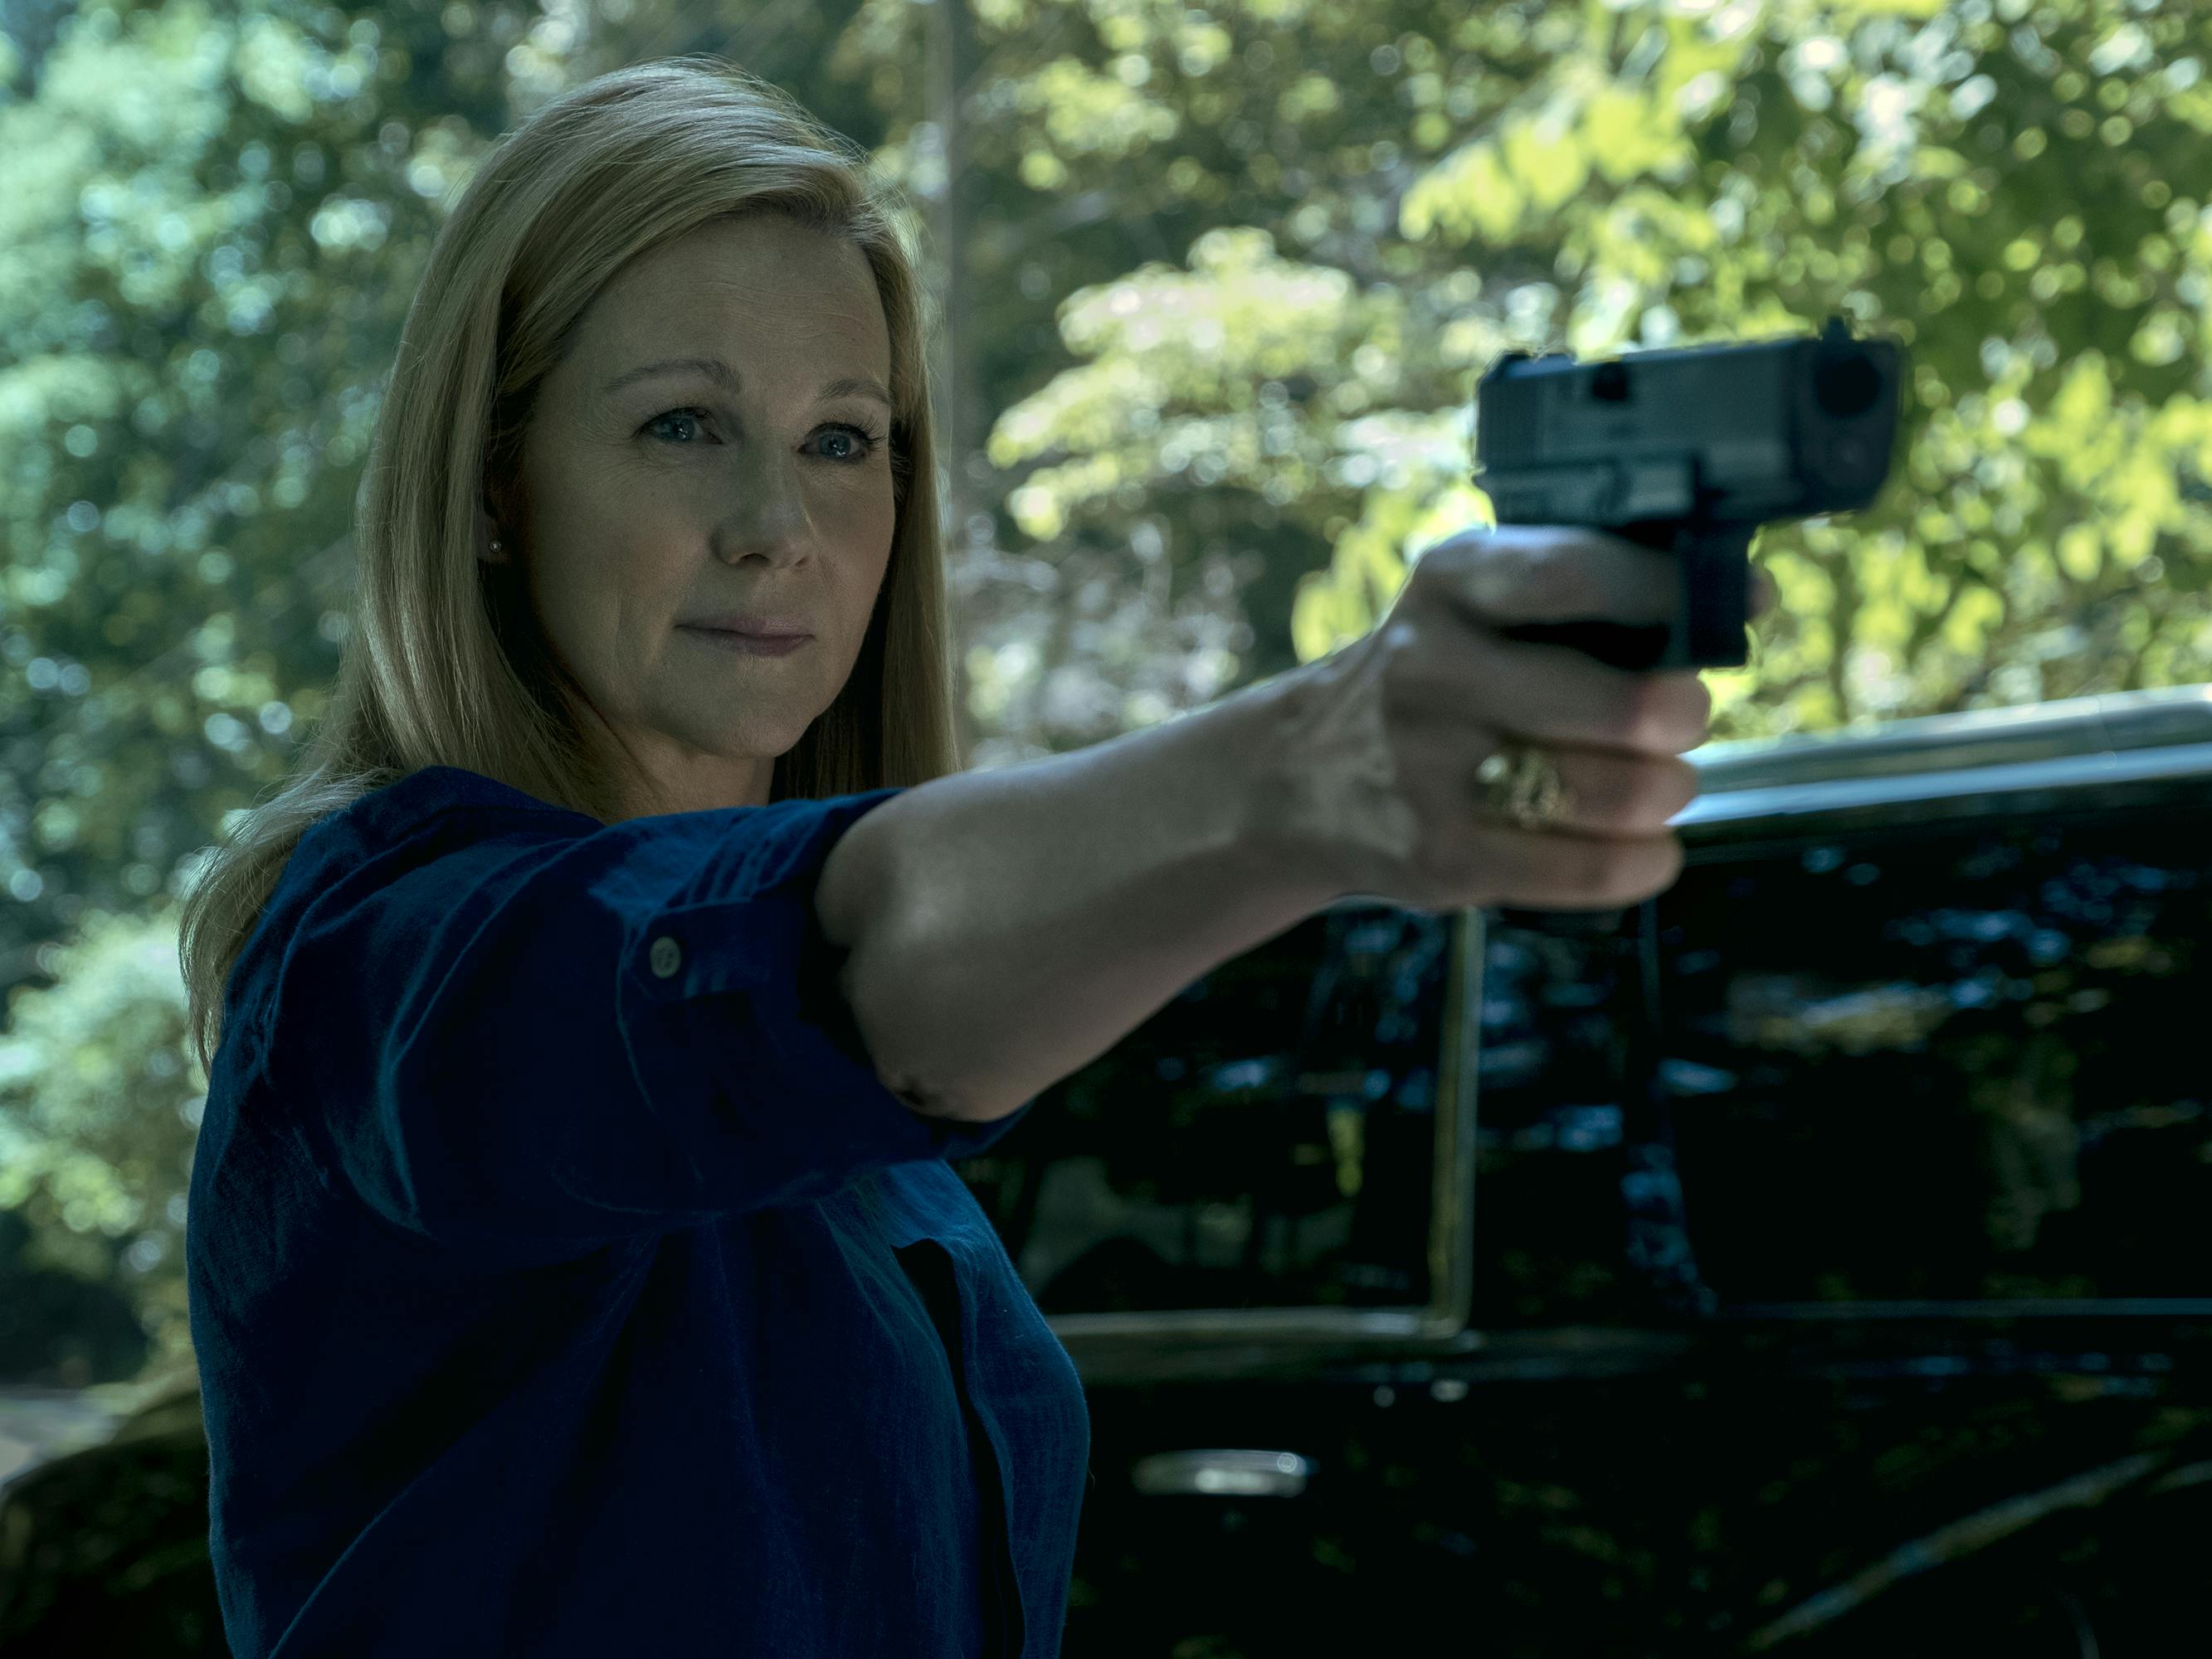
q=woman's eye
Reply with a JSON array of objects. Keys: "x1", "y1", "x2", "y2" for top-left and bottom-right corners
[
  {"x1": 816, "y1": 423, "x2": 888, "y2": 463},
  {"x1": 642, "y1": 407, "x2": 712, "y2": 444},
  {"x1": 641, "y1": 409, "x2": 885, "y2": 464}
]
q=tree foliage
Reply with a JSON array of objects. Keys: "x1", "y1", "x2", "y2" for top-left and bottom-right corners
[
  {"x1": 0, "y1": 907, "x2": 192, "y2": 1387},
  {"x1": 970, "y1": 0, "x2": 2212, "y2": 739}
]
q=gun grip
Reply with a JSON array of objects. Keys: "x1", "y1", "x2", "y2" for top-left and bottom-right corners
[{"x1": 1497, "y1": 523, "x2": 1755, "y2": 672}]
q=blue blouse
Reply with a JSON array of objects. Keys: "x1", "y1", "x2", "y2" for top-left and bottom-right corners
[{"x1": 185, "y1": 766, "x2": 1092, "y2": 1657}]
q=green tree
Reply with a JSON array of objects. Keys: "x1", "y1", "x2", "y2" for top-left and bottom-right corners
[
  {"x1": 965, "y1": 0, "x2": 2212, "y2": 739},
  {"x1": 0, "y1": 902, "x2": 197, "y2": 1389}
]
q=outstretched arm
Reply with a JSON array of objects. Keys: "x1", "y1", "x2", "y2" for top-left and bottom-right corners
[
  {"x1": 816, "y1": 527, "x2": 1725, "y2": 1129},
  {"x1": 814, "y1": 669, "x2": 1327, "y2": 1125}
]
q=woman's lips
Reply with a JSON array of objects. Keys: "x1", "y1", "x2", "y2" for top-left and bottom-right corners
[{"x1": 680, "y1": 626, "x2": 811, "y2": 657}]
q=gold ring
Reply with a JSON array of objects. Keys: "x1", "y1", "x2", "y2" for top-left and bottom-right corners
[{"x1": 1477, "y1": 743, "x2": 1573, "y2": 831}]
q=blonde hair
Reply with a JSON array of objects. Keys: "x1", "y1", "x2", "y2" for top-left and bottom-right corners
[{"x1": 178, "y1": 56, "x2": 957, "y2": 1081}]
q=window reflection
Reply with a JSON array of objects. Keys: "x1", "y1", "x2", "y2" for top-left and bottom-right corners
[
  {"x1": 1655, "y1": 817, "x2": 2212, "y2": 1303},
  {"x1": 1469, "y1": 918, "x2": 1642, "y2": 1326},
  {"x1": 957, "y1": 905, "x2": 1454, "y2": 1316}
]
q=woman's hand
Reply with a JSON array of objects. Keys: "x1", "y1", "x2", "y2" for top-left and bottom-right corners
[{"x1": 1256, "y1": 525, "x2": 1775, "y2": 912}]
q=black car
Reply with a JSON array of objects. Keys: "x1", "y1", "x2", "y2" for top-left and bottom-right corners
[
  {"x1": 8, "y1": 687, "x2": 2212, "y2": 1656},
  {"x1": 973, "y1": 683, "x2": 2212, "y2": 1657}
]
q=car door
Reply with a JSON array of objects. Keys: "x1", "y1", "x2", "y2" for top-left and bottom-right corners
[
  {"x1": 949, "y1": 897, "x2": 1481, "y2": 1653},
  {"x1": 1630, "y1": 757, "x2": 2212, "y2": 1651}
]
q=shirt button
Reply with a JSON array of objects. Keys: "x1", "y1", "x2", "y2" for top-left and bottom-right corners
[{"x1": 649, "y1": 936, "x2": 683, "y2": 979}]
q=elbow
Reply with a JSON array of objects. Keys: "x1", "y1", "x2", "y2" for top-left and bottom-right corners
[
  {"x1": 833, "y1": 922, "x2": 1018, "y2": 1126},
  {"x1": 827, "y1": 883, "x2": 1026, "y2": 1127},
  {"x1": 879, "y1": 1066, "x2": 1024, "y2": 1127}
]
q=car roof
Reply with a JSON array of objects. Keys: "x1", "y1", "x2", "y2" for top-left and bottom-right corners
[{"x1": 1676, "y1": 684, "x2": 2212, "y2": 833}]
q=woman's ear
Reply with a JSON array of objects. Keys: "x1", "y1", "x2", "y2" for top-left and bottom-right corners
[{"x1": 477, "y1": 504, "x2": 509, "y2": 566}]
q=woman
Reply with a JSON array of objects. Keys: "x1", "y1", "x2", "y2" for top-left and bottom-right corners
[{"x1": 178, "y1": 56, "x2": 1718, "y2": 1659}]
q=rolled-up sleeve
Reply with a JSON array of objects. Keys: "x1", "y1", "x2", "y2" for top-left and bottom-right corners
[{"x1": 256, "y1": 776, "x2": 1028, "y2": 1263}]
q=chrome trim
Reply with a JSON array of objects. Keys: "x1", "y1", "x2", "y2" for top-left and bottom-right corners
[
  {"x1": 1433, "y1": 907, "x2": 1483, "y2": 1335},
  {"x1": 1717, "y1": 1298, "x2": 2212, "y2": 1321},
  {"x1": 1053, "y1": 1306, "x2": 1446, "y2": 1345},
  {"x1": 1674, "y1": 738, "x2": 2212, "y2": 831},
  {"x1": 1687, "y1": 683, "x2": 2212, "y2": 795},
  {"x1": 1131, "y1": 1449, "x2": 1315, "y2": 1499}
]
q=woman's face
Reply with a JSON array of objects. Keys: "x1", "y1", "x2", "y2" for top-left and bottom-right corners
[{"x1": 496, "y1": 212, "x2": 898, "y2": 818}]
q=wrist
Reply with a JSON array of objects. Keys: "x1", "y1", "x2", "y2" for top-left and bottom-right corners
[{"x1": 1232, "y1": 658, "x2": 1382, "y2": 909}]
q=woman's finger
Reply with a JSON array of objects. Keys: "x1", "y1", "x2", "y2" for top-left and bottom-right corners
[
  {"x1": 1426, "y1": 818, "x2": 1687, "y2": 912},
  {"x1": 1379, "y1": 621, "x2": 1713, "y2": 758},
  {"x1": 1462, "y1": 740, "x2": 1700, "y2": 838},
  {"x1": 1411, "y1": 525, "x2": 1683, "y2": 632},
  {"x1": 1384, "y1": 719, "x2": 1700, "y2": 839}
]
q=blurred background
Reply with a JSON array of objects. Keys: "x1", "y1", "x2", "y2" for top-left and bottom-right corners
[{"x1": 0, "y1": 0, "x2": 2208, "y2": 1646}]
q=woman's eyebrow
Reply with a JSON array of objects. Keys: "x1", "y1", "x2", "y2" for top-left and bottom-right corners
[{"x1": 601, "y1": 355, "x2": 892, "y2": 410}]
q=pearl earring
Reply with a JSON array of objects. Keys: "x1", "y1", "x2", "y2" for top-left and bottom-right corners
[{"x1": 490, "y1": 537, "x2": 504, "y2": 552}]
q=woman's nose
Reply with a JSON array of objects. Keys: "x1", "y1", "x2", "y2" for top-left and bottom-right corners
[{"x1": 710, "y1": 453, "x2": 817, "y2": 563}]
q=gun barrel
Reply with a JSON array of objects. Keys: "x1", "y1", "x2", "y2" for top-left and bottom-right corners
[{"x1": 1473, "y1": 320, "x2": 1904, "y2": 528}]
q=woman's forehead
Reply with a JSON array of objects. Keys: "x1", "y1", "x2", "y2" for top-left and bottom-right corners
[{"x1": 568, "y1": 224, "x2": 889, "y2": 386}]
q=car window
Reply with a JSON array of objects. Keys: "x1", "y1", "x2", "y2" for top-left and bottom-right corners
[
  {"x1": 959, "y1": 903, "x2": 1454, "y2": 1317},
  {"x1": 1654, "y1": 810, "x2": 2212, "y2": 1305},
  {"x1": 1468, "y1": 913, "x2": 1648, "y2": 1326}
]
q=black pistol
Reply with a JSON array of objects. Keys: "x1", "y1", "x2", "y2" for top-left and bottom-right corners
[{"x1": 1471, "y1": 315, "x2": 1907, "y2": 672}]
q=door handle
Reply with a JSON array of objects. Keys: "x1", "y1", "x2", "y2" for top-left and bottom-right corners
[{"x1": 1132, "y1": 1449, "x2": 1313, "y2": 1498}]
